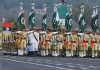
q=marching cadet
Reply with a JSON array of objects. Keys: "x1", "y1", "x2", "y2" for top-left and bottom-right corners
[
  {"x1": 70, "y1": 31, "x2": 78, "y2": 57},
  {"x1": 45, "y1": 29, "x2": 52, "y2": 56},
  {"x1": 83, "y1": 32, "x2": 90, "y2": 57},
  {"x1": 51, "y1": 31, "x2": 58, "y2": 56},
  {"x1": 15, "y1": 30, "x2": 24, "y2": 55},
  {"x1": 57, "y1": 30, "x2": 64, "y2": 56},
  {"x1": 78, "y1": 33, "x2": 84, "y2": 57},
  {"x1": 39, "y1": 30, "x2": 46, "y2": 56},
  {"x1": 0, "y1": 31, "x2": 2, "y2": 50},
  {"x1": 63, "y1": 32, "x2": 71, "y2": 57},
  {"x1": 97, "y1": 33, "x2": 100, "y2": 57},
  {"x1": 90, "y1": 32, "x2": 98, "y2": 57},
  {"x1": 94, "y1": 33, "x2": 98, "y2": 57},
  {"x1": 21, "y1": 29, "x2": 28, "y2": 54}
]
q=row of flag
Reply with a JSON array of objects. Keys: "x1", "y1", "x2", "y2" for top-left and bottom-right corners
[{"x1": 16, "y1": 2, "x2": 99, "y2": 32}]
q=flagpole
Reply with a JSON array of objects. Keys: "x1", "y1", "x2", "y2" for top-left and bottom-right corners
[{"x1": 20, "y1": 2, "x2": 24, "y2": 13}]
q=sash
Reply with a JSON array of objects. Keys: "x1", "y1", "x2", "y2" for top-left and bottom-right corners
[{"x1": 33, "y1": 34, "x2": 38, "y2": 43}]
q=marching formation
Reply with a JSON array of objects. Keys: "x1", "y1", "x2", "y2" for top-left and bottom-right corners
[
  {"x1": 0, "y1": 0, "x2": 100, "y2": 58},
  {"x1": 1, "y1": 28, "x2": 100, "y2": 58}
]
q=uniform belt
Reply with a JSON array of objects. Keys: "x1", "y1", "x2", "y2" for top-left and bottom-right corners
[
  {"x1": 45, "y1": 40, "x2": 50, "y2": 42},
  {"x1": 83, "y1": 41, "x2": 88, "y2": 43},
  {"x1": 58, "y1": 41, "x2": 62, "y2": 42},
  {"x1": 71, "y1": 41, "x2": 76, "y2": 43},
  {"x1": 91, "y1": 41, "x2": 96, "y2": 43}
]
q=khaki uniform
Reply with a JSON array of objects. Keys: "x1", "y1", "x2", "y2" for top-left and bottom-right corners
[
  {"x1": 51, "y1": 32, "x2": 58, "y2": 56},
  {"x1": 70, "y1": 33, "x2": 78, "y2": 57},
  {"x1": 45, "y1": 31, "x2": 52, "y2": 55},
  {"x1": 78, "y1": 34, "x2": 84, "y2": 57},
  {"x1": 57, "y1": 32, "x2": 64, "y2": 56},
  {"x1": 39, "y1": 31, "x2": 46, "y2": 56},
  {"x1": 0, "y1": 32, "x2": 2, "y2": 49},
  {"x1": 2, "y1": 31, "x2": 12, "y2": 53},
  {"x1": 83, "y1": 33, "x2": 89, "y2": 57},
  {"x1": 97, "y1": 34, "x2": 100, "y2": 56}
]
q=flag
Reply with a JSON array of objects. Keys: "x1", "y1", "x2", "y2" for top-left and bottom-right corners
[
  {"x1": 78, "y1": 6, "x2": 86, "y2": 32},
  {"x1": 28, "y1": 10, "x2": 35, "y2": 28},
  {"x1": 17, "y1": 12, "x2": 26, "y2": 31},
  {"x1": 65, "y1": 6, "x2": 72, "y2": 32},
  {"x1": 42, "y1": 12, "x2": 47, "y2": 31},
  {"x1": 52, "y1": 6, "x2": 59, "y2": 31},
  {"x1": 91, "y1": 6, "x2": 99, "y2": 32}
]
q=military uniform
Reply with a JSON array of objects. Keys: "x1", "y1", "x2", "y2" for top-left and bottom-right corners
[
  {"x1": 70, "y1": 32, "x2": 78, "y2": 57},
  {"x1": 45, "y1": 30, "x2": 52, "y2": 56},
  {"x1": 39, "y1": 31, "x2": 46, "y2": 56},
  {"x1": 63, "y1": 32, "x2": 71, "y2": 57},
  {"x1": 98, "y1": 33, "x2": 100, "y2": 57},
  {"x1": 57, "y1": 31, "x2": 64, "y2": 56},
  {"x1": 78, "y1": 33, "x2": 84, "y2": 57},
  {"x1": 51, "y1": 32, "x2": 58, "y2": 56},
  {"x1": 83, "y1": 33, "x2": 89, "y2": 57},
  {"x1": 21, "y1": 29, "x2": 28, "y2": 54}
]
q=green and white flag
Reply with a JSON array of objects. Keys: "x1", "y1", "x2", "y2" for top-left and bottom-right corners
[
  {"x1": 28, "y1": 10, "x2": 35, "y2": 29},
  {"x1": 65, "y1": 5, "x2": 72, "y2": 32},
  {"x1": 52, "y1": 5, "x2": 59, "y2": 31},
  {"x1": 17, "y1": 12, "x2": 26, "y2": 31},
  {"x1": 78, "y1": 6, "x2": 86, "y2": 32},
  {"x1": 42, "y1": 7, "x2": 47, "y2": 31},
  {"x1": 91, "y1": 6, "x2": 99, "y2": 32}
]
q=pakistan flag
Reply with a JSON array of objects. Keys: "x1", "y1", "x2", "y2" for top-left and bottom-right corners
[
  {"x1": 17, "y1": 12, "x2": 26, "y2": 31},
  {"x1": 42, "y1": 13, "x2": 47, "y2": 31},
  {"x1": 28, "y1": 11, "x2": 35, "y2": 29}
]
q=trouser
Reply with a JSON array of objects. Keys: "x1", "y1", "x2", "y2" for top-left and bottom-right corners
[
  {"x1": 52, "y1": 45, "x2": 59, "y2": 56},
  {"x1": 58, "y1": 42, "x2": 63, "y2": 56},
  {"x1": 91, "y1": 44, "x2": 98, "y2": 57},
  {"x1": 71, "y1": 43, "x2": 77, "y2": 57},
  {"x1": 79, "y1": 47, "x2": 84, "y2": 57}
]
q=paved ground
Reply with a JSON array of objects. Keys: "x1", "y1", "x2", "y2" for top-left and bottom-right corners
[{"x1": 0, "y1": 55, "x2": 100, "y2": 70}]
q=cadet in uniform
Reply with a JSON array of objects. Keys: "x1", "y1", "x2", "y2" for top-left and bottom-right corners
[
  {"x1": 39, "y1": 30, "x2": 46, "y2": 56},
  {"x1": 70, "y1": 32, "x2": 78, "y2": 57},
  {"x1": 83, "y1": 32, "x2": 89, "y2": 57},
  {"x1": 57, "y1": 30, "x2": 64, "y2": 56},
  {"x1": 63, "y1": 32, "x2": 70, "y2": 57},
  {"x1": 78, "y1": 33, "x2": 84, "y2": 57},
  {"x1": 21, "y1": 29, "x2": 28, "y2": 54},
  {"x1": 90, "y1": 32, "x2": 98, "y2": 57},
  {"x1": 51, "y1": 32, "x2": 58, "y2": 56},
  {"x1": 97, "y1": 33, "x2": 100, "y2": 57},
  {"x1": 46, "y1": 30, "x2": 52, "y2": 56},
  {"x1": 45, "y1": 30, "x2": 52, "y2": 56}
]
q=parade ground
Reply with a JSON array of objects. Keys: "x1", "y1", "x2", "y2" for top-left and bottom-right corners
[{"x1": 0, "y1": 55, "x2": 100, "y2": 70}]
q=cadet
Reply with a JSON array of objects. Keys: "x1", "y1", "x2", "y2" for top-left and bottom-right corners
[
  {"x1": 51, "y1": 31, "x2": 58, "y2": 56},
  {"x1": 63, "y1": 32, "x2": 71, "y2": 57},
  {"x1": 90, "y1": 32, "x2": 97, "y2": 57},
  {"x1": 57, "y1": 30, "x2": 64, "y2": 56},
  {"x1": 78, "y1": 33, "x2": 84, "y2": 57},
  {"x1": 45, "y1": 29, "x2": 52, "y2": 56},
  {"x1": 83, "y1": 32, "x2": 89, "y2": 57},
  {"x1": 70, "y1": 32, "x2": 78, "y2": 57},
  {"x1": 97, "y1": 33, "x2": 100, "y2": 57},
  {"x1": 39, "y1": 30, "x2": 46, "y2": 56},
  {"x1": 21, "y1": 29, "x2": 28, "y2": 54}
]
